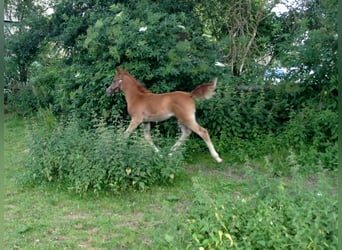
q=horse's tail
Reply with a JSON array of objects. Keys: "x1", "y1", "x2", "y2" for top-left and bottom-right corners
[{"x1": 191, "y1": 78, "x2": 217, "y2": 99}]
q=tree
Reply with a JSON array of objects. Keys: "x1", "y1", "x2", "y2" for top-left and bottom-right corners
[
  {"x1": 192, "y1": 0, "x2": 280, "y2": 76},
  {"x1": 5, "y1": 0, "x2": 49, "y2": 85},
  {"x1": 275, "y1": 0, "x2": 338, "y2": 109}
]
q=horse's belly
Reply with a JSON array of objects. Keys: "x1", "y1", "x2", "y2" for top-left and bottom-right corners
[{"x1": 143, "y1": 112, "x2": 174, "y2": 122}]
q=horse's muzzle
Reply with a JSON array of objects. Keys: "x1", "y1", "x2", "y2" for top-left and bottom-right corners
[
  {"x1": 106, "y1": 87, "x2": 113, "y2": 96},
  {"x1": 106, "y1": 87, "x2": 119, "y2": 96}
]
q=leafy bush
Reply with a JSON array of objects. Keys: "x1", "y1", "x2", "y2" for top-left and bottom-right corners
[
  {"x1": 190, "y1": 85, "x2": 337, "y2": 172},
  {"x1": 5, "y1": 85, "x2": 40, "y2": 115},
  {"x1": 186, "y1": 101, "x2": 337, "y2": 174},
  {"x1": 281, "y1": 106, "x2": 338, "y2": 171},
  {"x1": 5, "y1": 57, "x2": 63, "y2": 115},
  {"x1": 23, "y1": 113, "x2": 184, "y2": 194},
  {"x1": 30, "y1": 1, "x2": 228, "y2": 128},
  {"x1": 183, "y1": 172, "x2": 337, "y2": 249}
]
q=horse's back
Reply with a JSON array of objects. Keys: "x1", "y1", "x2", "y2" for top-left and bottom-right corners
[
  {"x1": 158, "y1": 91, "x2": 195, "y2": 111},
  {"x1": 144, "y1": 91, "x2": 193, "y2": 105}
]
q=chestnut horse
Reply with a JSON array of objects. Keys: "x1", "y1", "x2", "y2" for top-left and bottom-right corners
[{"x1": 106, "y1": 67, "x2": 222, "y2": 163}]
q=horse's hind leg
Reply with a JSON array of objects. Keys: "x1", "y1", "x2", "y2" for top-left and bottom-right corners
[
  {"x1": 185, "y1": 120, "x2": 223, "y2": 163},
  {"x1": 143, "y1": 122, "x2": 160, "y2": 153},
  {"x1": 169, "y1": 124, "x2": 192, "y2": 156}
]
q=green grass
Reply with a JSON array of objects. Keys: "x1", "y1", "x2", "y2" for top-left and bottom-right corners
[
  {"x1": 4, "y1": 116, "x2": 338, "y2": 249},
  {"x1": 4, "y1": 116, "x2": 190, "y2": 249}
]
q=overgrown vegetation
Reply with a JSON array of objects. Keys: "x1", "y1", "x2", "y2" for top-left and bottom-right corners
[
  {"x1": 23, "y1": 110, "x2": 184, "y2": 194},
  {"x1": 188, "y1": 83, "x2": 338, "y2": 171},
  {"x1": 5, "y1": 117, "x2": 337, "y2": 249},
  {"x1": 4, "y1": 0, "x2": 338, "y2": 248},
  {"x1": 184, "y1": 173, "x2": 337, "y2": 249},
  {"x1": 5, "y1": 1, "x2": 337, "y2": 171}
]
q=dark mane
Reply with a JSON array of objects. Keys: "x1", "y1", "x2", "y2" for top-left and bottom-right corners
[{"x1": 122, "y1": 70, "x2": 151, "y2": 94}]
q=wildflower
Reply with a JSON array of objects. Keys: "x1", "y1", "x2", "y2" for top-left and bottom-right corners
[
  {"x1": 126, "y1": 168, "x2": 132, "y2": 175},
  {"x1": 139, "y1": 26, "x2": 147, "y2": 32},
  {"x1": 215, "y1": 62, "x2": 225, "y2": 67}
]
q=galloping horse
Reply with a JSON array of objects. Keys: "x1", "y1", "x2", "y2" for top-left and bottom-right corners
[{"x1": 106, "y1": 67, "x2": 222, "y2": 163}]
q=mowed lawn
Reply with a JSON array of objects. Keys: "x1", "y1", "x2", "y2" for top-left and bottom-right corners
[{"x1": 4, "y1": 116, "x2": 337, "y2": 249}]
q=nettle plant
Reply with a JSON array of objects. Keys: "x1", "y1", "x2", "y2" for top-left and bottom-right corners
[
  {"x1": 24, "y1": 113, "x2": 184, "y2": 194},
  {"x1": 183, "y1": 174, "x2": 337, "y2": 249}
]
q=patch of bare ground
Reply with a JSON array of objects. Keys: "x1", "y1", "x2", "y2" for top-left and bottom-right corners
[
  {"x1": 186, "y1": 164, "x2": 245, "y2": 180},
  {"x1": 66, "y1": 212, "x2": 90, "y2": 220},
  {"x1": 77, "y1": 227, "x2": 100, "y2": 249},
  {"x1": 304, "y1": 173, "x2": 337, "y2": 194}
]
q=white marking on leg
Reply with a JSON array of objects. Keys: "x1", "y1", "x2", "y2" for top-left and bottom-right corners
[{"x1": 185, "y1": 120, "x2": 222, "y2": 163}]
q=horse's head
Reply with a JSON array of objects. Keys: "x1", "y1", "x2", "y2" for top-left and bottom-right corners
[{"x1": 106, "y1": 67, "x2": 124, "y2": 96}]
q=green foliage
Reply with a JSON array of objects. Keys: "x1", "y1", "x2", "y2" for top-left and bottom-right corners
[
  {"x1": 183, "y1": 174, "x2": 337, "y2": 249},
  {"x1": 191, "y1": 78, "x2": 337, "y2": 171},
  {"x1": 63, "y1": 1, "x2": 224, "y2": 119},
  {"x1": 281, "y1": 106, "x2": 338, "y2": 170},
  {"x1": 192, "y1": 0, "x2": 280, "y2": 76},
  {"x1": 275, "y1": 0, "x2": 338, "y2": 109},
  {"x1": 5, "y1": 0, "x2": 338, "y2": 176},
  {"x1": 5, "y1": 1, "x2": 49, "y2": 84},
  {"x1": 5, "y1": 54, "x2": 63, "y2": 115},
  {"x1": 4, "y1": 85, "x2": 39, "y2": 115},
  {"x1": 24, "y1": 113, "x2": 184, "y2": 194},
  {"x1": 5, "y1": 116, "x2": 338, "y2": 249}
]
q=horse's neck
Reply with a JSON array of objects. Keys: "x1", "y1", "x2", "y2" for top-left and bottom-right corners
[{"x1": 122, "y1": 79, "x2": 145, "y2": 103}]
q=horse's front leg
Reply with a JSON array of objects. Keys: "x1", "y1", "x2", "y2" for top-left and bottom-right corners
[
  {"x1": 124, "y1": 118, "x2": 141, "y2": 138},
  {"x1": 143, "y1": 122, "x2": 160, "y2": 153}
]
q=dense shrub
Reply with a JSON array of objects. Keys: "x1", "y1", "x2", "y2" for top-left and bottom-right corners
[
  {"x1": 5, "y1": 57, "x2": 63, "y2": 115},
  {"x1": 23, "y1": 112, "x2": 184, "y2": 194},
  {"x1": 187, "y1": 83, "x2": 337, "y2": 172},
  {"x1": 183, "y1": 173, "x2": 337, "y2": 249},
  {"x1": 280, "y1": 107, "x2": 338, "y2": 171},
  {"x1": 196, "y1": 84, "x2": 285, "y2": 140},
  {"x1": 5, "y1": 85, "x2": 39, "y2": 115},
  {"x1": 31, "y1": 1, "x2": 228, "y2": 127}
]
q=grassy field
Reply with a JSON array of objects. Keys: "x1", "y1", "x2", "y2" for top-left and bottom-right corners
[{"x1": 4, "y1": 116, "x2": 337, "y2": 249}]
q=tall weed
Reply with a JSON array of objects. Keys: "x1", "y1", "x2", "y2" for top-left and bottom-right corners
[
  {"x1": 23, "y1": 115, "x2": 184, "y2": 194},
  {"x1": 183, "y1": 172, "x2": 337, "y2": 249}
]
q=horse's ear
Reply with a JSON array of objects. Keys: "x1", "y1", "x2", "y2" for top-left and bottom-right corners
[{"x1": 116, "y1": 67, "x2": 123, "y2": 73}]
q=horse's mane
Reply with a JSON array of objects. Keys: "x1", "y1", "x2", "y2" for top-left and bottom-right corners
[{"x1": 122, "y1": 70, "x2": 151, "y2": 94}]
